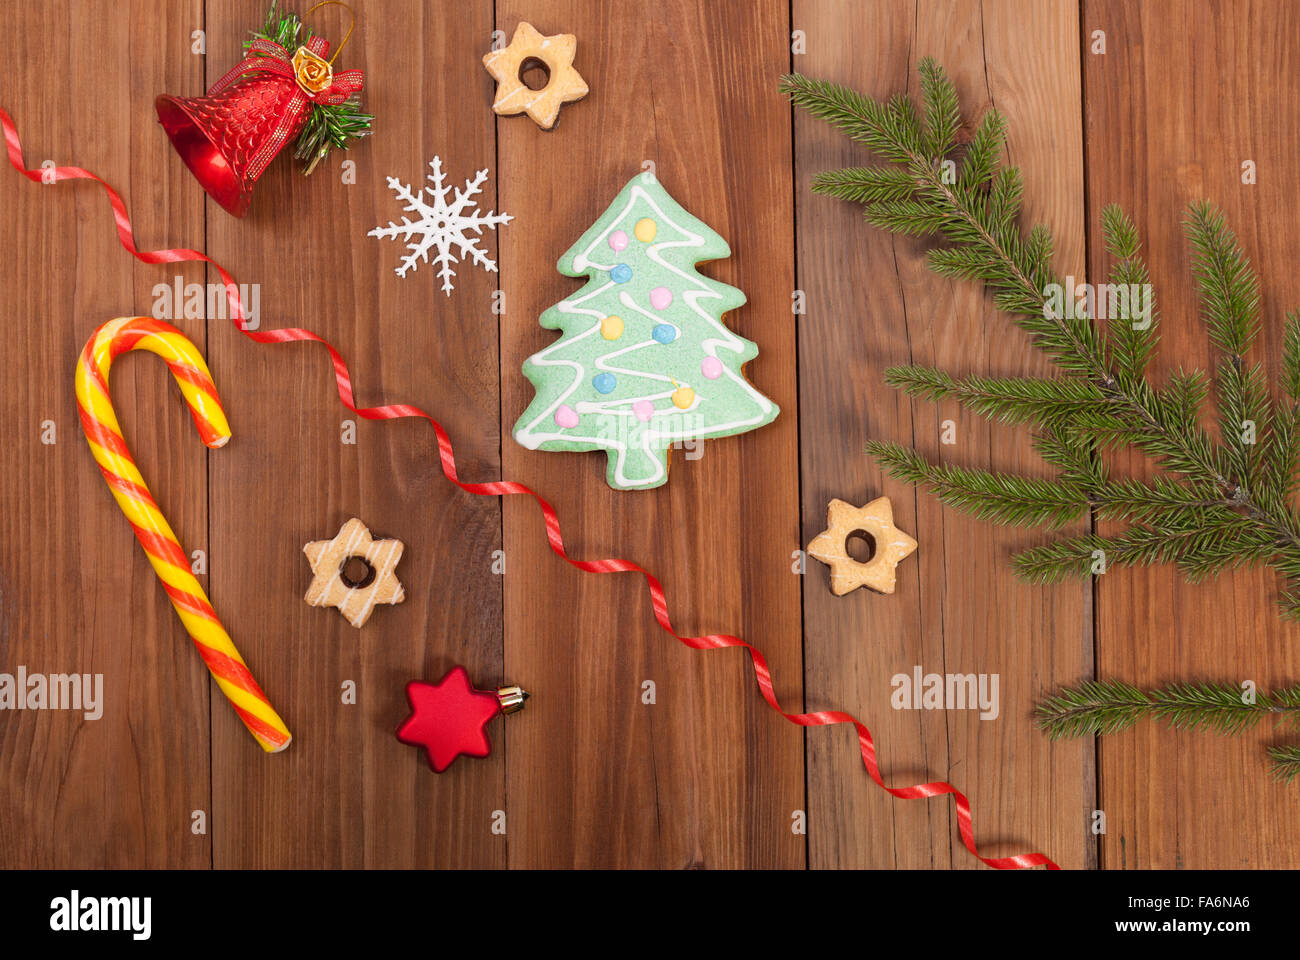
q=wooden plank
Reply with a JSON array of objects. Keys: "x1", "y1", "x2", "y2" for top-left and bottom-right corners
[
  {"x1": 497, "y1": 0, "x2": 804, "y2": 867},
  {"x1": 1084, "y1": 0, "x2": 1300, "y2": 868},
  {"x1": 0, "y1": 0, "x2": 209, "y2": 867},
  {"x1": 793, "y1": 0, "x2": 1094, "y2": 868},
  {"x1": 206, "y1": 0, "x2": 505, "y2": 867}
]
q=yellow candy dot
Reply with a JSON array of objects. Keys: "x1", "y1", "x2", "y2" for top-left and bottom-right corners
[
  {"x1": 671, "y1": 386, "x2": 695, "y2": 409},
  {"x1": 634, "y1": 218, "x2": 657, "y2": 242},
  {"x1": 600, "y1": 315, "x2": 624, "y2": 340}
]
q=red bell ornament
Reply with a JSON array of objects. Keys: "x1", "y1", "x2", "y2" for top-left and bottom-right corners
[{"x1": 156, "y1": 2, "x2": 367, "y2": 217}]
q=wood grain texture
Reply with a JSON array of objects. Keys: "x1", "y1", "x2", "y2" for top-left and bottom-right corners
[
  {"x1": 793, "y1": 0, "x2": 1095, "y2": 869},
  {"x1": 2, "y1": 0, "x2": 1297, "y2": 870},
  {"x1": 497, "y1": 0, "x2": 804, "y2": 868},
  {"x1": 0, "y1": 0, "x2": 210, "y2": 868},
  {"x1": 205, "y1": 0, "x2": 505, "y2": 867},
  {"x1": 1084, "y1": 0, "x2": 1300, "y2": 869}
]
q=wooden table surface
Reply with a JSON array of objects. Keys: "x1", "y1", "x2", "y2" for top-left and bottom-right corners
[{"x1": 2, "y1": 0, "x2": 1298, "y2": 870}]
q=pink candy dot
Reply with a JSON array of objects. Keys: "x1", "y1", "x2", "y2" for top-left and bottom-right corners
[
  {"x1": 701, "y1": 356, "x2": 723, "y2": 380},
  {"x1": 608, "y1": 230, "x2": 629, "y2": 252},
  {"x1": 649, "y1": 287, "x2": 672, "y2": 310},
  {"x1": 632, "y1": 400, "x2": 654, "y2": 422},
  {"x1": 555, "y1": 405, "x2": 579, "y2": 428}
]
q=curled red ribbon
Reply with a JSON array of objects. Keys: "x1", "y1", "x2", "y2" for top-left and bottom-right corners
[{"x1": 1, "y1": 106, "x2": 1059, "y2": 869}]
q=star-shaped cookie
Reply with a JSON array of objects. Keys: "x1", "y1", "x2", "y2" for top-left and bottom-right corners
[
  {"x1": 303, "y1": 517, "x2": 405, "y2": 627},
  {"x1": 482, "y1": 22, "x2": 589, "y2": 129},
  {"x1": 397, "y1": 666, "x2": 503, "y2": 773},
  {"x1": 807, "y1": 497, "x2": 918, "y2": 596}
]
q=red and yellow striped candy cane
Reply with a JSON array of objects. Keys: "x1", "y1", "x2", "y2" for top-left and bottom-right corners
[{"x1": 75, "y1": 316, "x2": 291, "y2": 752}]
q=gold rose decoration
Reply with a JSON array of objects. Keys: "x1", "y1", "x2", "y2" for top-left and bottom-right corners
[{"x1": 292, "y1": 46, "x2": 334, "y2": 95}]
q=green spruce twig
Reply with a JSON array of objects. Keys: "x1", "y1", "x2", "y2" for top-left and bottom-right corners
[
  {"x1": 781, "y1": 62, "x2": 1300, "y2": 621},
  {"x1": 785, "y1": 61, "x2": 1300, "y2": 780},
  {"x1": 1036, "y1": 680, "x2": 1300, "y2": 780},
  {"x1": 1268, "y1": 744, "x2": 1300, "y2": 783}
]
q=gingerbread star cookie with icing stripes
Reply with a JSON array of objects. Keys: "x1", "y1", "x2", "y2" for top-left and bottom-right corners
[{"x1": 303, "y1": 518, "x2": 406, "y2": 627}]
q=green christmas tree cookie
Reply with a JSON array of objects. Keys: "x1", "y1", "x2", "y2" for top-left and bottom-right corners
[{"x1": 513, "y1": 173, "x2": 779, "y2": 490}]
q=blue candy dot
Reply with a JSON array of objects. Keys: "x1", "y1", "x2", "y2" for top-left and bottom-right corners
[
  {"x1": 610, "y1": 263, "x2": 633, "y2": 284},
  {"x1": 652, "y1": 324, "x2": 678, "y2": 344},
  {"x1": 592, "y1": 372, "x2": 617, "y2": 394}
]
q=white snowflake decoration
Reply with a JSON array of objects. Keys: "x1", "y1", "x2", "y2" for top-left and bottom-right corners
[{"x1": 368, "y1": 157, "x2": 512, "y2": 296}]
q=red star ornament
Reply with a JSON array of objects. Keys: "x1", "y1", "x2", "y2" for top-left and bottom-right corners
[{"x1": 396, "y1": 665, "x2": 527, "y2": 772}]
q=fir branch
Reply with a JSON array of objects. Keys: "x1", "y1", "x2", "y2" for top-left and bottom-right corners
[
  {"x1": 867, "y1": 440, "x2": 1088, "y2": 528},
  {"x1": 1257, "y1": 312, "x2": 1300, "y2": 512},
  {"x1": 1011, "y1": 520, "x2": 1276, "y2": 584},
  {"x1": 783, "y1": 61, "x2": 1300, "y2": 621},
  {"x1": 784, "y1": 69, "x2": 1108, "y2": 378},
  {"x1": 1217, "y1": 358, "x2": 1271, "y2": 490},
  {"x1": 861, "y1": 199, "x2": 950, "y2": 237},
  {"x1": 926, "y1": 245, "x2": 1003, "y2": 282},
  {"x1": 810, "y1": 167, "x2": 916, "y2": 204},
  {"x1": 1185, "y1": 202, "x2": 1261, "y2": 357},
  {"x1": 884, "y1": 365, "x2": 1107, "y2": 426},
  {"x1": 1153, "y1": 682, "x2": 1275, "y2": 734},
  {"x1": 1269, "y1": 745, "x2": 1300, "y2": 783},
  {"x1": 1088, "y1": 476, "x2": 1236, "y2": 525},
  {"x1": 1159, "y1": 369, "x2": 1209, "y2": 426},
  {"x1": 780, "y1": 72, "x2": 915, "y2": 163},
  {"x1": 1039, "y1": 680, "x2": 1300, "y2": 781},
  {"x1": 1278, "y1": 587, "x2": 1300, "y2": 622},
  {"x1": 1035, "y1": 679, "x2": 1155, "y2": 737},
  {"x1": 1037, "y1": 680, "x2": 1300, "y2": 737},
  {"x1": 1024, "y1": 224, "x2": 1054, "y2": 288},
  {"x1": 961, "y1": 109, "x2": 1006, "y2": 190},
  {"x1": 919, "y1": 57, "x2": 960, "y2": 157},
  {"x1": 1283, "y1": 311, "x2": 1300, "y2": 401},
  {"x1": 1031, "y1": 431, "x2": 1103, "y2": 486},
  {"x1": 1185, "y1": 202, "x2": 1269, "y2": 488},
  {"x1": 1265, "y1": 679, "x2": 1300, "y2": 726},
  {"x1": 1100, "y1": 204, "x2": 1158, "y2": 381}
]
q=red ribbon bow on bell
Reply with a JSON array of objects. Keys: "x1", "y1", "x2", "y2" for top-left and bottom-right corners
[
  {"x1": 156, "y1": 34, "x2": 365, "y2": 217},
  {"x1": 219, "y1": 37, "x2": 364, "y2": 107}
]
